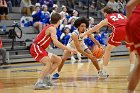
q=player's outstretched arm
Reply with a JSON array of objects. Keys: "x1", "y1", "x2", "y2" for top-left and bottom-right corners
[
  {"x1": 72, "y1": 33, "x2": 90, "y2": 57},
  {"x1": 126, "y1": 0, "x2": 140, "y2": 18},
  {"x1": 81, "y1": 19, "x2": 108, "y2": 38},
  {"x1": 88, "y1": 34, "x2": 101, "y2": 47},
  {"x1": 48, "y1": 27, "x2": 74, "y2": 52}
]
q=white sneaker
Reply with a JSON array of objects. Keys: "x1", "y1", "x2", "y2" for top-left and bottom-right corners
[
  {"x1": 44, "y1": 75, "x2": 54, "y2": 86},
  {"x1": 98, "y1": 70, "x2": 109, "y2": 78},
  {"x1": 34, "y1": 81, "x2": 50, "y2": 90}
]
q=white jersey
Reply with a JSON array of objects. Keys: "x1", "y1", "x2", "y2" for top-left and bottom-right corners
[{"x1": 67, "y1": 30, "x2": 88, "y2": 50}]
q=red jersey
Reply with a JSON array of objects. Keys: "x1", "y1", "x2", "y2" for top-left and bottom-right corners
[
  {"x1": 34, "y1": 25, "x2": 53, "y2": 49},
  {"x1": 133, "y1": 3, "x2": 140, "y2": 13},
  {"x1": 106, "y1": 13, "x2": 127, "y2": 30}
]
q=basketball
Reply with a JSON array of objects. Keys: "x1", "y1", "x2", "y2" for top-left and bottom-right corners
[{"x1": 92, "y1": 45, "x2": 105, "y2": 59}]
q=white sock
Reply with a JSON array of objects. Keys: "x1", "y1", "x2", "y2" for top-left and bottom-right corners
[
  {"x1": 130, "y1": 64, "x2": 135, "y2": 72},
  {"x1": 56, "y1": 71, "x2": 59, "y2": 74},
  {"x1": 77, "y1": 53, "x2": 81, "y2": 60},
  {"x1": 126, "y1": 90, "x2": 135, "y2": 93}
]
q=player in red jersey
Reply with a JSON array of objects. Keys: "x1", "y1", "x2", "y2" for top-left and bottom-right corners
[
  {"x1": 80, "y1": 6, "x2": 136, "y2": 72},
  {"x1": 30, "y1": 13, "x2": 75, "y2": 90},
  {"x1": 126, "y1": 0, "x2": 140, "y2": 93}
]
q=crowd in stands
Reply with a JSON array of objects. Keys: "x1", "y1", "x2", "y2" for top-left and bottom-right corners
[
  {"x1": 0, "y1": 0, "x2": 129, "y2": 63},
  {"x1": 0, "y1": 0, "x2": 129, "y2": 49}
]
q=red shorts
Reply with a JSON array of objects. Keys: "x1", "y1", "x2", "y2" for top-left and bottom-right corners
[
  {"x1": 108, "y1": 26, "x2": 129, "y2": 47},
  {"x1": 30, "y1": 43, "x2": 51, "y2": 62},
  {"x1": 126, "y1": 13, "x2": 140, "y2": 55}
]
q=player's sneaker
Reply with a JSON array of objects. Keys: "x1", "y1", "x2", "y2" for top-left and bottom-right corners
[
  {"x1": 52, "y1": 73, "x2": 59, "y2": 79},
  {"x1": 98, "y1": 70, "x2": 109, "y2": 78},
  {"x1": 44, "y1": 75, "x2": 54, "y2": 86},
  {"x1": 71, "y1": 56, "x2": 76, "y2": 62},
  {"x1": 34, "y1": 81, "x2": 50, "y2": 90}
]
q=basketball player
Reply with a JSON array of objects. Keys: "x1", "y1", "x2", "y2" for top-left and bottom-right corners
[
  {"x1": 126, "y1": 0, "x2": 140, "y2": 93},
  {"x1": 80, "y1": 6, "x2": 136, "y2": 72},
  {"x1": 52, "y1": 17, "x2": 109, "y2": 79},
  {"x1": 30, "y1": 13, "x2": 75, "y2": 90}
]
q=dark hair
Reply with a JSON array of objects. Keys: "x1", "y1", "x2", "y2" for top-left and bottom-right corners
[
  {"x1": 51, "y1": 13, "x2": 61, "y2": 24},
  {"x1": 74, "y1": 17, "x2": 89, "y2": 28},
  {"x1": 103, "y1": 6, "x2": 114, "y2": 14}
]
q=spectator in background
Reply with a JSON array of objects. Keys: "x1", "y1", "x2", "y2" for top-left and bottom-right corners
[
  {"x1": 106, "y1": 0, "x2": 119, "y2": 12},
  {"x1": 59, "y1": 5, "x2": 69, "y2": 19},
  {"x1": 32, "y1": 3, "x2": 43, "y2": 32},
  {"x1": 0, "y1": 37, "x2": 7, "y2": 66},
  {"x1": 40, "y1": 4, "x2": 50, "y2": 27},
  {"x1": 71, "y1": 10, "x2": 79, "y2": 19},
  {"x1": 20, "y1": 0, "x2": 34, "y2": 16},
  {"x1": 65, "y1": 0, "x2": 74, "y2": 14},
  {"x1": 59, "y1": 18, "x2": 68, "y2": 32},
  {"x1": 60, "y1": 27, "x2": 71, "y2": 45},
  {"x1": 118, "y1": 0, "x2": 126, "y2": 14},
  {"x1": 39, "y1": 0, "x2": 53, "y2": 12},
  {"x1": 30, "y1": 0, "x2": 38, "y2": 5},
  {"x1": 6, "y1": 0, "x2": 12, "y2": 13},
  {"x1": 96, "y1": 0, "x2": 107, "y2": 18},
  {"x1": 50, "y1": 4, "x2": 58, "y2": 16},
  {"x1": 0, "y1": 0, "x2": 8, "y2": 20},
  {"x1": 68, "y1": 16, "x2": 76, "y2": 33},
  {"x1": 11, "y1": 0, "x2": 21, "y2": 7}
]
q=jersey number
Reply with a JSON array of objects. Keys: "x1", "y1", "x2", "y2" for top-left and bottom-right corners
[{"x1": 110, "y1": 14, "x2": 124, "y2": 21}]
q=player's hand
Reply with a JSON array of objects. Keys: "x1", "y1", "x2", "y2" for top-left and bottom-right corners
[
  {"x1": 87, "y1": 54, "x2": 97, "y2": 62},
  {"x1": 87, "y1": 54, "x2": 94, "y2": 59},
  {"x1": 68, "y1": 48, "x2": 77, "y2": 54},
  {"x1": 71, "y1": 49, "x2": 77, "y2": 54}
]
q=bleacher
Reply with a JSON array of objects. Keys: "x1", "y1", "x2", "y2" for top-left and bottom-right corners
[{"x1": 0, "y1": 2, "x2": 129, "y2": 64}]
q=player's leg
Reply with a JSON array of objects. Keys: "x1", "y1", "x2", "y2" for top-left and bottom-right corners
[
  {"x1": 77, "y1": 52, "x2": 81, "y2": 62},
  {"x1": 34, "y1": 56, "x2": 52, "y2": 90},
  {"x1": 44, "y1": 54, "x2": 62, "y2": 85},
  {"x1": 103, "y1": 43, "x2": 115, "y2": 66},
  {"x1": 71, "y1": 52, "x2": 76, "y2": 62},
  {"x1": 84, "y1": 48, "x2": 100, "y2": 71},
  {"x1": 85, "y1": 48, "x2": 109, "y2": 77},
  {"x1": 52, "y1": 50, "x2": 71, "y2": 79},
  {"x1": 127, "y1": 47, "x2": 136, "y2": 72},
  {"x1": 127, "y1": 55, "x2": 140, "y2": 93}
]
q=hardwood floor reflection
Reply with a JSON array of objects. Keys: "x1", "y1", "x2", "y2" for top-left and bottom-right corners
[{"x1": 0, "y1": 56, "x2": 140, "y2": 93}]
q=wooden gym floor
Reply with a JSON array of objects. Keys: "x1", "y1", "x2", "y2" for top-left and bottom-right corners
[{"x1": 0, "y1": 56, "x2": 140, "y2": 93}]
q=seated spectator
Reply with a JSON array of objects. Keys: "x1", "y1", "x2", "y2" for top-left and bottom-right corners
[
  {"x1": 6, "y1": 0, "x2": 12, "y2": 13},
  {"x1": 39, "y1": 0, "x2": 53, "y2": 12},
  {"x1": 32, "y1": 3, "x2": 43, "y2": 32},
  {"x1": 59, "y1": 5, "x2": 69, "y2": 19},
  {"x1": 59, "y1": 18, "x2": 68, "y2": 32},
  {"x1": 106, "y1": 0, "x2": 119, "y2": 12},
  {"x1": 72, "y1": 10, "x2": 79, "y2": 18},
  {"x1": 65, "y1": 0, "x2": 74, "y2": 14},
  {"x1": 60, "y1": 27, "x2": 71, "y2": 45},
  {"x1": 96, "y1": 0, "x2": 107, "y2": 18},
  {"x1": 68, "y1": 16, "x2": 76, "y2": 33},
  {"x1": 0, "y1": 37, "x2": 7, "y2": 66},
  {"x1": 50, "y1": 4, "x2": 58, "y2": 16},
  {"x1": 40, "y1": 4, "x2": 50, "y2": 26},
  {"x1": 0, "y1": 0, "x2": 8, "y2": 20},
  {"x1": 20, "y1": 0, "x2": 34, "y2": 16}
]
